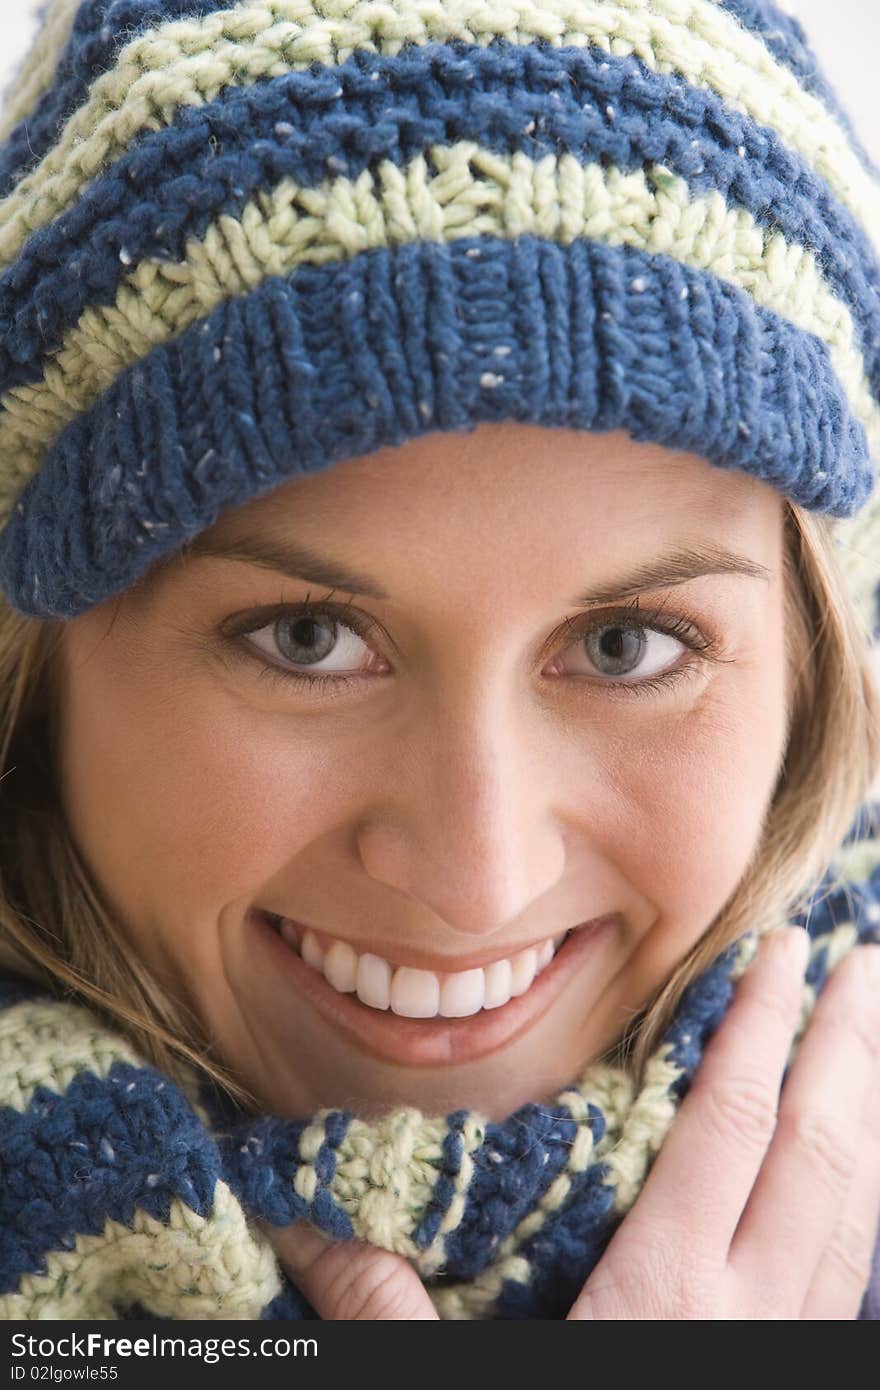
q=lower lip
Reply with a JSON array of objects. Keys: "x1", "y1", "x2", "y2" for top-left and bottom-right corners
[{"x1": 249, "y1": 909, "x2": 617, "y2": 1067}]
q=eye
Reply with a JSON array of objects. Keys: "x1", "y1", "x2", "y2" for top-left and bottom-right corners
[
  {"x1": 559, "y1": 614, "x2": 695, "y2": 684},
  {"x1": 224, "y1": 597, "x2": 719, "y2": 699},
  {"x1": 240, "y1": 604, "x2": 378, "y2": 680}
]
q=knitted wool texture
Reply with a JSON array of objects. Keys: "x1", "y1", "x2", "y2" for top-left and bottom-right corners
[
  {"x1": 2, "y1": 0, "x2": 880, "y2": 1323},
  {"x1": 0, "y1": 803, "x2": 878, "y2": 1320},
  {"x1": 0, "y1": 0, "x2": 878, "y2": 628}
]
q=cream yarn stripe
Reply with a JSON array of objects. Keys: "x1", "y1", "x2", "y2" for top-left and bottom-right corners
[
  {"x1": 830, "y1": 505, "x2": 880, "y2": 648},
  {"x1": 0, "y1": 0, "x2": 80, "y2": 145},
  {"x1": 412, "y1": 1114, "x2": 486, "y2": 1278},
  {"x1": 292, "y1": 1107, "x2": 461, "y2": 1267},
  {"x1": 831, "y1": 828, "x2": 880, "y2": 889},
  {"x1": 2, "y1": 0, "x2": 880, "y2": 279},
  {"x1": 1, "y1": 150, "x2": 877, "y2": 528},
  {"x1": 0, "y1": 995, "x2": 282, "y2": 1319},
  {"x1": 326, "y1": 1108, "x2": 485, "y2": 1276},
  {"x1": 0, "y1": 1182, "x2": 282, "y2": 1320},
  {"x1": 0, "y1": 995, "x2": 150, "y2": 1112},
  {"x1": 290, "y1": 1112, "x2": 330, "y2": 1210}
]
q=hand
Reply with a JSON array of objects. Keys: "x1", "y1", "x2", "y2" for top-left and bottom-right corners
[
  {"x1": 258, "y1": 1218, "x2": 439, "y2": 1320},
  {"x1": 568, "y1": 928, "x2": 880, "y2": 1319}
]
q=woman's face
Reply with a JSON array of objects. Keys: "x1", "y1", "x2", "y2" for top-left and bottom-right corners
[{"x1": 57, "y1": 424, "x2": 789, "y2": 1120}]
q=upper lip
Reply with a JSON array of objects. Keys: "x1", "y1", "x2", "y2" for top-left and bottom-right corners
[{"x1": 255, "y1": 909, "x2": 616, "y2": 975}]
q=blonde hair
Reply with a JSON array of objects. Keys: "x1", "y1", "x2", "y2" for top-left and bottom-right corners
[{"x1": 0, "y1": 500, "x2": 877, "y2": 1109}]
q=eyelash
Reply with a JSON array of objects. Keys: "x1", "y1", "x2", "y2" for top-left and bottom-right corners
[{"x1": 222, "y1": 594, "x2": 723, "y2": 702}]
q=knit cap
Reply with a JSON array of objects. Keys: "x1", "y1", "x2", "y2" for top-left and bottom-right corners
[{"x1": 0, "y1": 0, "x2": 878, "y2": 637}]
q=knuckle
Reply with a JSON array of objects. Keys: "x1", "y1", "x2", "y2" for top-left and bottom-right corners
[
  {"x1": 738, "y1": 973, "x2": 802, "y2": 1037},
  {"x1": 841, "y1": 941, "x2": 880, "y2": 995},
  {"x1": 820, "y1": 1218, "x2": 875, "y2": 1295},
  {"x1": 602, "y1": 1232, "x2": 718, "y2": 1319},
  {"x1": 864, "y1": 1077, "x2": 880, "y2": 1144},
  {"x1": 697, "y1": 1075, "x2": 779, "y2": 1149},
  {"x1": 842, "y1": 1005, "x2": 880, "y2": 1068},
  {"x1": 826, "y1": 954, "x2": 880, "y2": 1047},
  {"x1": 332, "y1": 1251, "x2": 415, "y2": 1320},
  {"x1": 777, "y1": 1109, "x2": 857, "y2": 1195},
  {"x1": 815, "y1": 973, "x2": 880, "y2": 1064}
]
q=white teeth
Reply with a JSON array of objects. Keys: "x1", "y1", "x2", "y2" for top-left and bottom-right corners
[
  {"x1": 275, "y1": 917, "x2": 572, "y2": 1019},
  {"x1": 391, "y1": 966, "x2": 440, "y2": 1018},
  {"x1": 535, "y1": 938, "x2": 555, "y2": 972},
  {"x1": 482, "y1": 957, "x2": 513, "y2": 1010},
  {"x1": 301, "y1": 928, "x2": 324, "y2": 973},
  {"x1": 324, "y1": 939, "x2": 358, "y2": 993},
  {"x1": 439, "y1": 968, "x2": 485, "y2": 1018},
  {"x1": 356, "y1": 952, "x2": 392, "y2": 1010},
  {"x1": 280, "y1": 918, "x2": 298, "y2": 951},
  {"x1": 509, "y1": 947, "x2": 538, "y2": 997}
]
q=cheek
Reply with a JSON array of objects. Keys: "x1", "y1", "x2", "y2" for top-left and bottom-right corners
[
  {"x1": 59, "y1": 656, "x2": 340, "y2": 933},
  {"x1": 606, "y1": 656, "x2": 788, "y2": 983}
]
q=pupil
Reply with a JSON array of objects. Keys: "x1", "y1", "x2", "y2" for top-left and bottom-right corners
[
  {"x1": 279, "y1": 615, "x2": 336, "y2": 663},
  {"x1": 589, "y1": 624, "x2": 644, "y2": 675},
  {"x1": 291, "y1": 618, "x2": 320, "y2": 648},
  {"x1": 600, "y1": 628, "x2": 625, "y2": 660}
]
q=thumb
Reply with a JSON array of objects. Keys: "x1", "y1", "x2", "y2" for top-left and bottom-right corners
[{"x1": 257, "y1": 1218, "x2": 440, "y2": 1320}]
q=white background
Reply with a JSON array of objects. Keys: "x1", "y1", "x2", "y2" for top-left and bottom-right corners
[{"x1": 2, "y1": 1, "x2": 880, "y2": 793}]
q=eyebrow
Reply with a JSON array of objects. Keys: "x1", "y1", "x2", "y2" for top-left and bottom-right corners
[{"x1": 180, "y1": 533, "x2": 771, "y2": 605}]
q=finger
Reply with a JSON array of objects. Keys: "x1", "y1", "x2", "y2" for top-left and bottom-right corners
[
  {"x1": 729, "y1": 944, "x2": 880, "y2": 1313},
  {"x1": 258, "y1": 1219, "x2": 440, "y2": 1320},
  {"x1": 800, "y1": 1050, "x2": 880, "y2": 1320},
  {"x1": 605, "y1": 927, "x2": 808, "y2": 1265}
]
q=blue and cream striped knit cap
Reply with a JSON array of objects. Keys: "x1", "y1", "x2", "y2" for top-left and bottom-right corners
[{"x1": 0, "y1": 0, "x2": 879, "y2": 634}]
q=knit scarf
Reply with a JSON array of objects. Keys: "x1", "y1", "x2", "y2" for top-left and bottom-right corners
[{"x1": 2, "y1": 802, "x2": 879, "y2": 1322}]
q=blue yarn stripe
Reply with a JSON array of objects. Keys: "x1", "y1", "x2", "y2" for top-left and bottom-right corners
[
  {"x1": 789, "y1": 803, "x2": 880, "y2": 946},
  {"x1": 0, "y1": 1058, "x2": 221, "y2": 1294},
  {"x1": 718, "y1": 0, "x2": 880, "y2": 179},
  {"x1": 2, "y1": 40, "x2": 879, "y2": 409},
  {"x1": 493, "y1": 1158, "x2": 619, "y2": 1318},
  {"x1": 411, "y1": 1109, "x2": 471, "y2": 1253},
  {"x1": 0, "y1": 235, "x2": 872, "y2": 619},
  {"x1": 217, "y1": 1108, "x2": 356, "y2": 1237},
  {"x1": 839, "y1": 798, "x2": 880, "y2": 846},
  {"x1": 259, "y1": 1277, "x2": 319, "y2": 1320},
  {"x1": 485, "y1": 1098, "x2": 613, "y2": 1318},
  {"x1": 2, "y1": 0, "x2": 871, "y2": 200},
  {"x1": 0, "y1": 0, "x2": 222, "y2": 199},
  {"x1": 660, "y1": 941, "x2": 740, "y2": 1091},
  {"x1": 0, "y1": 973, "x2": 47, "y2": 1008},
  {"x1": 439, "y1": 1103, "x2": 590, "y2": 1280}
]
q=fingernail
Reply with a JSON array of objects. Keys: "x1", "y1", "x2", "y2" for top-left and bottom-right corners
[
  {"x1": 778, "y1": 926, "x2": 810, "y2": 972},
  {"x1": 859, "y1": 942, "x2": 880, "y2": 986}
]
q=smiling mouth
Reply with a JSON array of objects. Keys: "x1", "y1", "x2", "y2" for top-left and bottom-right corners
[
  {"x1": 251, "y1": 907, "x2": 618, "y2": 1068},
  {"x1": 261, "y1": 911, "x2": 572, "y2": 1019}
]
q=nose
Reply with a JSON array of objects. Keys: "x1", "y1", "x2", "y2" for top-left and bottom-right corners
[{"x1": 355, "y1": 683, "x2": 568, "y2": 938}]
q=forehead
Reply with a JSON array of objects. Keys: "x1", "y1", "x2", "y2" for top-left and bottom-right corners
[
  {"x1": 203, "y1": 423, "x2": 775, "y2": 534},
  {"x1": 135, "y1": 423, "x2": 783, "y2": 607}
]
